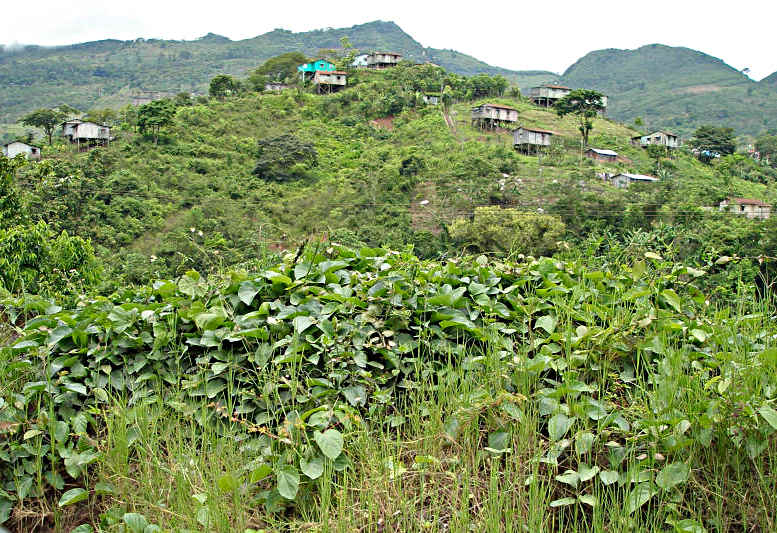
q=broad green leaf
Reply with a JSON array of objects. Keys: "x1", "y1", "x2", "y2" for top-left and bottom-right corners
[
  {"x1": 555, "y1": 470, "x2": 579, "y2": 488},
  {"x1": 661, "y1": 289, "x2": 682, "y2": 313},
  {"x1": 488, "y1": 431, "x2": 510, "y2": 451},
  {"x1": 547, "y1": 414, "x2": 574, "y2": 441},
  {"x1": 58, "y1": 488, "x2": 88, "y2": 507},
  {"x1": 238, "y1": 282, "x2": 259, "y2": 306},
  {"x1": 599, "y1": 470, "x2": 619, "y2": 485},
  {"x1": 758, "y1": 405, "x2": 777, "y2": 430},
  {"x1": 217, "y1": 473, "x2": 240, "y2": 493},
  {"x1": 71, "y1": 525, "x2": 93, "y2": 533},
  {"x1": 250, "y1": 464, "x2": 272, "y2": 483},
  {"x1": 575, "y1": 432, "x2": 595, "y2": 455},
  {"x1": 656, "y1": 463, "x2": 689, "y2": 491},
  {"x1": 275, "y1": 465, "x2": 300, "y2": 500},
  {"x1": 625, "y1": 482, "x2": 656, "y2": 514},
  {"x1": 122, "y1": 513, "x2": 149, "y2": 533},
  {"x1": 670, "y1": 519, "x2": 708, "y2": 533},
  {"x1": 301, "y1": 455, "x2": 324, "y2": 480},
  {"x1": 578, "y1": 494, "x2": 597, "y2": 507},
  {"x1": 535, "y1": 315, "x2": 557, "y2": 334},
  {"x1": 578, "y1": 464, "x2": 600, "y2": 482},
  {"x1": 293, "y1": 316, "x2": 315, "y2": 334},
  {"x1": 314, "y1": 429, "x2": 344, "y2": 460},
  {"x1": 549, "y1": 497, "x2": 576, "y2": 508}
]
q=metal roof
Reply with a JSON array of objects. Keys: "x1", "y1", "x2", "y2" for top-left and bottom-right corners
[
  {"x1": 726, "y1": 197, "x2": 772, "y2": 207},
  {"x1": 514, "y1": 126, "x2": 557, "y2": 135},
  {"x1": 587, "y1": 148, "x2": 618, "y2": 156},
  {"x1": 614, "y1": 173, "x2": 659, "y2": 182}
]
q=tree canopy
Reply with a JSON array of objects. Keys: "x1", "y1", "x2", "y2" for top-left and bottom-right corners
[
  {"x1": 209, "y1": 74, "x2": 241, "y2": 100},
  {"x1": 253, "y1": 134, "x2": 318, "y2": 182},
  {"x1": 248, "y1": 52, "x2": 308, "y2": 90},
  {"x1": 138, "y1": 100, "x2": 176, "y2": 145},
  {"x1": 689, "y1": 125, "x2": 736, "y2": 162},
  {"x1": 19, "y1": 108, "x2": 67, "y2": 145},
  {"x1": 554, "y1": 89, "x2": 606, "y2": 146}
]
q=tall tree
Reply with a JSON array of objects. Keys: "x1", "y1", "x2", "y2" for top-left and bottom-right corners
[
  {"x1": 18, "y1": 108, "x2": 66, "y2": 145},
  {"x1": 0, "y1": 155, "x2": 26, "y2": 226},
  {"x1": 209, "y1": 74, "x2": 240, "y2": 100},
  {"x1": 755, "y1": 134, "x2": 777, "y2": 167},
  {"x1": 689, "y1": 125, "x2": 736, "y2": 161},
  {"x1": 554, "y1": 90, "x2": 606, "y2": 146},
  {"x1": 138, "y1": 100, "x2": 175, "y2": 145},
  {"x1": 248, "y1": 52, "x2": 308, "y2": 90}
]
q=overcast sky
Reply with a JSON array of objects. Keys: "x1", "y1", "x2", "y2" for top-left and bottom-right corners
[{"x1": 2, "y1": 0, "x2": 775, "y2": 80}]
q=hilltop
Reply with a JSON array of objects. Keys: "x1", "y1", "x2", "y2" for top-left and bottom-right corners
[
  {"x1": 0, "y1": 20, "x2": 555, "y2": 130},
  {"x1": 561, "y1": 44, "x2": 777, "y2": 137}
]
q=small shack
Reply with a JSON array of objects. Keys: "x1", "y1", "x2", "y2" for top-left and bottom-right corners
[
  {"x1": 719, "y1": 198, "x2": 771, "y2": 220},
  {"x1": 365, "y1": 52, "x2": 402, "y2": 69},
  {"x1": 423, "y1": 93, "x2": 440, "y2": 105},
  {"x1": 2, "y1": 141, "x2": 41, "y2": 161},
  {"x1": 631, "y1": 131, "x2": 680, "y2": 149},
  {"x1": 62, "y1": 120, "x2": 111, "y2": 150},
  {"x1": 512, "y1": 126, "x2": 555, "y2": 153},
  {"x1": 352, "y1": 54, "x2": 370, "y2": 68},
  {"x1": 611, "y1": 173, "x2": 659, "y2": 188},
  {"x1": 529, "y1": 85, "x2": 572, "y2": 107},
  {"x1": 313, "y1": 71, "x2": 347, "y2": 93},
  {"x1": 298, "y1": 59, "x2": 336, "y2": 81},
  {"x1": 471, "y1": 104, "x2": 519, "y2": 129},
  {"x1": 585, "y1": 148, "x2": 618, "y2": 162}
]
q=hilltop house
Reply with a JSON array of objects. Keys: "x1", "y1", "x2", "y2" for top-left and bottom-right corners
[
  {"x1": 585, "y1": 148, "x2": 618, "y2": 162},
  {"x1": 313, "y1": 71, "x2": 347, "y2": 93},
  {"x1": 529, "y1": 85, "x2": 571, "y2": 107},
  {"x1": 2, "y1": 141, "x2": 41, "y2": 161},
  {"x1": 471, "y1": 104, "x2": 519, "y2": 129},
  {"x1": 61, "y1": 120, "x2": 111, "y2": 150},
  {"x1": 297, "y1": 59, "x2": 336, "y2": 81},
  {"x1": 631, "y1": 130, "x2": 681, "y2": 149},
  {"x1": 719, "y1": 198, "x2": 771, "y2": 220},
  {"x1": 365, "y1": 52, "x2": 402, "y2": 69},
  {"x1": 512, "y1": 126, "x2": 556, "y2": 153},
  {"x1": 352, "y1": 54, "x2": 370, "y2": 68},
  {"x1": 611, "y1": 173, "x2": 659, "y2": 188}
]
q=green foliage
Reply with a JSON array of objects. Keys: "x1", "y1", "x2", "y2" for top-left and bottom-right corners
[
  {"x1": 689, "y1": 125, "x2": 736, "y2": 160},
  {"x1": 449, "y1": 206, "x2": 565, "y2": 256},
  {"x1": 209, "y1": 74, "x2": 241, "y2": 100},
  {"x1": 755, "y1": 133, "x2": 777, "y2": 166},
  {"x1": 0, "y1": 155, "x2": 26, "y2": 226},
  {"x1": 137, "y1": 100, "x2": 176, "y2": 144},
  {"x1": 253, "y1": 134, "x2": 318, "y2": 182},
  {"x1": 248, "y1": 52, "x2": 308, "y2": 89},
  {"x1": 554, "y1": 90, "x2": 606, "y2": 146},
  {"x1": 18, "y1": 108, "x2": 66, "y2": 145}
]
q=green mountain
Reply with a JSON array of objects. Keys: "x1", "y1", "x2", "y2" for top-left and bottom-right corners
[
  {"x1": 0, "y1": 20, "x2": 556, "y2": 129},
  {"x1": 561, "y1": 44, "x2": 777, "y2": 137}
]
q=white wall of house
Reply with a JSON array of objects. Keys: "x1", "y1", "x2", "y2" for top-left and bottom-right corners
[{"x1": 2, "y1": 142, "x2": 41, "y2": 160}]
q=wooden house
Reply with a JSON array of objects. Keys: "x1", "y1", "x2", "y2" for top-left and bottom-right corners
[
  {"x1": 423, "y1": 93, "x2": 440, "y2": 105},
  {"x1": 471, "y1": 104, "x2": 519, "y2": 129},
  {"x1": 611, "y1": 173, "x2": 659, "y2": 188},
  {"x1": 2, "y1": 141, "x2": 41, "y2": 161},
  {"x1": 529, "y1": 85, "x2": 572, "y2": 107},
  {"x1": 365, "y1": 52, "x2": 402, "y2": 69},
  {"x1": 719, "y1": 198, "x2": 771, "y2": 220},
  {"x1": 61, "y1": 120, "x2": 111, "y2": 150},
  {"x1": 297, "y1": 59, "x2": 336, "y2": 81},
  {"x1": 313, "y1": 71, "x2": 347, "y2": 93},
  {"x1": 512, "y1": 126, "x2": 556, "y2": 153},
  {"x1": 585, "y1": 148, "x2": 618, "y2": 162},
  {"x1": 352, "y1": 54, "x2": 370, "y2": 68},
  {"x1": 631, "y1": 131, "x2": 680, "y2": 149}
]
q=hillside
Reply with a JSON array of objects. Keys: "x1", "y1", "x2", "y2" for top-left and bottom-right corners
[
  {"x1": 561, "y1": 44, "x2": 777, "y2": 137},
  {"x1": 0, "y1": 20, "x2": 555, "y2": 131}
]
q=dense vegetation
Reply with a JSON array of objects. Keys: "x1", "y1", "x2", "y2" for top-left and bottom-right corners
[
  {"x1": 0, "y1": 20, "x2": 555, "y2": 140},
  {"x1": 1, "y1": 59, "x2": 776, "y2": 532}
]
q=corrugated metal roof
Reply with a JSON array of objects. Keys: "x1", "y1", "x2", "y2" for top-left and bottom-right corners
[
  {"x1": 615, "y1": 173, "x2": 659, "y2": 182},
  {"x1": 514, "y1": 126, "x2": 557, "y2": 135},
  {"x1": 727, "y1": 197, "x2": 772, "y2": 207},
  {"x1": 588, "y1": 148, "x2": 618, "y2": 156},
  {"x1": 480, "y1": 103, "x2": 518, "y2": 111}
]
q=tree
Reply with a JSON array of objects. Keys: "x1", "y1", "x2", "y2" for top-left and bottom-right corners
[
  {"x1": 84, "y1": 108, "x2": 118, "y2": 126},
  {"x1": 209, "y1": 74, "x2": 240, "y2": 100},
  {"x1": 448, "y1": 206, "x2": 565, "y2": 256},
  {"x1": 755, "y1": 134, "x2": 777, "y2": 166},
  {"x1": 138, "y1": 100, "x2": 176, "y2": 145},
  {"x1": 19, "y1": 108, "x2": 66, "y2": 145},
  {"x1": 248, "y1": 52, "x2": 308, "y2": 90},
  {"x1": 253, "y1": 134, "x2": 318, "y2": 182},
  {"x1": 0, "y1": 155, "x2": 26, "y2": 226},
  {"x1": 554, "y1": 90, "x2": 606, "y2": 146},
  {"x1": 689, "y1": 125, "x2": 736, "y2": 162}
]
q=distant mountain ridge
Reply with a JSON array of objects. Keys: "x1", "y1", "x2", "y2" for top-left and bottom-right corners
[
  {"x1": 0, "y1": 21, "x2": 556, "y2": 128},
  {"x1": 560, "y1": 44, "x2": 777, "y2": 137}
]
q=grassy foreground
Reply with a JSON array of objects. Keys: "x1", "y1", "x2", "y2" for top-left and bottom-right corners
[{"x1": 1, "y1": 246, "x2": 776, "y2": 532}]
